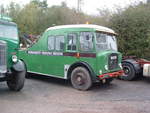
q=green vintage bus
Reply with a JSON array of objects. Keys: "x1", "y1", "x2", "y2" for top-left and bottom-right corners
[
  {"x1": 19, "y1": 24, "x2": 123, "y2": 90},
  {"x1": 0, "y1": 15, "x2": 26, "y2": 91}
]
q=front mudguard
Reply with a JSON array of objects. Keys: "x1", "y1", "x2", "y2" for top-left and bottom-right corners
[
  {"x1": 68, "y1": 61, "x2": 97, "y2": 82},
  {"x1": 12, "y1": 60, "x2": 26, "y2": 72}
]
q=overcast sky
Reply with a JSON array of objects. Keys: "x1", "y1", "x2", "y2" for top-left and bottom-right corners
[{"x1": 0, "y1": 0, "x2": 146, "y2": 15}]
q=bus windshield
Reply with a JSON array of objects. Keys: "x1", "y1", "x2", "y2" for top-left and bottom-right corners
[
  {"x1": 0, "y1": 24, "x2": 18, "y2": 40},
  {"x1": 96, "y1": 32, "x2": 117, "y2": 51}
]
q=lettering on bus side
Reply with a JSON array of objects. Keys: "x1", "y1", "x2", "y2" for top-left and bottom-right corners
[
  {"x1": 27, "y1": 51, "x2": 63, "y2": 56},
  {"x1": 27, "y1": 51, "x2": 96, "y2": 58}
]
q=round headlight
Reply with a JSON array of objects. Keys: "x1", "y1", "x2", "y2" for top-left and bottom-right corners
[
  {"x1": 99, "y1": 70, "x2": 102, "y2": 75},
  {"x1": 12, "y1": 55, "x2": 18, "y2": 63},
  {"x1": 104, "y1": 65, "x2": 108, "y2": 70}
]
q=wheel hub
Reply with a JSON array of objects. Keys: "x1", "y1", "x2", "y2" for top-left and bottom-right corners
[
  {"x1": 76, "y1": 74, "x2": 84, "y2": 85},
  {"x1": 123, "y1": 66, "x2": 130, "y2": 76}
]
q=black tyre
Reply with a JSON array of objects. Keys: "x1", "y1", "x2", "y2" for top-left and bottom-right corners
[
  {"x1": 119, "y1": 62, "x2": 136, "y2": 81},
  {"x1": 71, "y1": 67, "x2": 92, "y2": 91},
  {"x1": 7, "y1": 70, "x2": 26, "y2": 91}
]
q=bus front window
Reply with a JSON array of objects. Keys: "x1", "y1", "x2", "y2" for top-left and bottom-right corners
[
  {"x1": 0, "y1": 24, "x2": 18, "y2": 40},
  {"x1": 96, "y1": 32, "x2": 118, "y2": 52}
]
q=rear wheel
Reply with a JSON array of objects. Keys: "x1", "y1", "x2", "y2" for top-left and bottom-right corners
[
  {"x1": 7, "y1": 69, "x2": 26, "y2": 91},
  {"x1": 119, "y1": 62, "x2": 136, "y2": 81},
  {"x1": 71, "y1": 67, "x2": 92, "y2": 91}
]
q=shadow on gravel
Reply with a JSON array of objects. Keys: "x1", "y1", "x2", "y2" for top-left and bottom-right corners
[
  {"x1": 0, "y1": 88, "x2": 11, "y2": 94},
  {"x1": 27, "y1": 73, "x2": 119, "y2": 91},
  {"x1": 0, "y1": 86, "x2": 26, "y2": 98},
  {"x1": 143, "y1": 77, "x2": 150, "y2": 84},
  {"x1": 27, "y1": 72, "x2": 71, "y2": 87},
  {"x1": 117, "y1": 75, "x2": 150, "y2": 83},
  {"x1": 26, "y1": 73, "x2": 150, "y2": 91},
  {"x1": 92, "y1": 82, "x2": 118, "y2": 91}
]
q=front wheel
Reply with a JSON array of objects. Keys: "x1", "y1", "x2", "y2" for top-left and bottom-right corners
[
  {"x1": 71, "y1": 67, "x2": 92, "y2": 91},
  {"x1": 7, "y1": 69, "x2": 26, "y2": 91}
]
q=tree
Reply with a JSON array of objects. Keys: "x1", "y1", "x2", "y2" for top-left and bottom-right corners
[
  {"x1": 8, "y1": 2, "x2": 21, "y2": 22},
  {"x1": 147, "y1": 0, "x2": 150, "y2": 3},
  {"x1": 0, "y1": 5, "x2": 5, "y2": 14},
  {"x1": 110, "y1": 3, "x2": 150, "y2": 58},
  {"x1": 6, "y1": 1, "x2": 109, "y2": 39}
]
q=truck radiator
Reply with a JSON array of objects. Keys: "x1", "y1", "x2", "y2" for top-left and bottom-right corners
[
  {"x1": 108, "y1": 53, "x2": 118, "y2": 70},
  {"x1": 0, "y1": 41, "x2": 7, "y2": 73}
]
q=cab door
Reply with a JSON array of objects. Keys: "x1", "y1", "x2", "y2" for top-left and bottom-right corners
[
  {"x1": 49, "y1": 33, "x2": 79, "y2": 78},
  {"x1": 45, "y1": 35, "x2": 65, "y2": 78},
  {"x1": 62, "y1": 33, "x2": 79, "y2": 77},
  {"x1": 41, "y1": 32, "x2": 79, "y2": 79}
]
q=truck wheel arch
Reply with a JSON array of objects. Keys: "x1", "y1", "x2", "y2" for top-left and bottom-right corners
[{"x1": 67, "y1": 62, "x2": 96, "y2": 82}]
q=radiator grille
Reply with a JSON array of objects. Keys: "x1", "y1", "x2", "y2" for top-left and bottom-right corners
[
  {"x1": 108, "y1": 53, "x2": 118, "y2": 70},
  {"x1": 0, "y1": 41, "x2": 7, "y2": 73}
]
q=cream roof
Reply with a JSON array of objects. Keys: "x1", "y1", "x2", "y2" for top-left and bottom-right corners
[{"x1": 46, "y1": 24, "x2": 116, "y2": 34}]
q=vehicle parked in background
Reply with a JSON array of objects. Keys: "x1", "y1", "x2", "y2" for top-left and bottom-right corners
[
  {"x1": 19, "y1": 24, "x2": 123, "y2": 90},
  {"x1": 0, "y1": 15, "x2": 26, "y2": 91},
  {"x1": 120, "y1": 56, "x2": 150, "y2": 80}
]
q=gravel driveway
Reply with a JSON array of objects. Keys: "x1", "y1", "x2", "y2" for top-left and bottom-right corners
[{"x1": 0, "y1": 74, "x2": 150, "y2": 113}]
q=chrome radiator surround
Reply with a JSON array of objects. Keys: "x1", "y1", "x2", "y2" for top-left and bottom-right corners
[{"x1": 0, "y1": 40, "x2": 7, "y2": 73}]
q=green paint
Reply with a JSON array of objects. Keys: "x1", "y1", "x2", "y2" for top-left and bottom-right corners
[
  {"x1": 19, "y1": 25, "x2": 122, "y2": 80},
  {"x1": 0, "y1": 18, "x2": 19, "y2": 70}
]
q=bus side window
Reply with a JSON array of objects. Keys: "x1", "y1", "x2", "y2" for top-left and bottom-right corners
[
  {"x1": 80, "y1": 32, "x2": 94, "y2": 51},
  {"x1": 67, "y1": 33, "x2": 77, "y2": 51},
  {"x1": 55, "y1": 36, "x2": 65, "y2": 51},
  {"x1": 48, "y1": 36, "x2": 55, "y2": 50}
]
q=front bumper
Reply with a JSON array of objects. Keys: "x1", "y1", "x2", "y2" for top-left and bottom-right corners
[{"x1": 98, "y1": 70, "x2": 124, "y2": 80}]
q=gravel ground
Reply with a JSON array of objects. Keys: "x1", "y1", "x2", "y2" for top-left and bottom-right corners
[{"x1": 0, "y1": 74, "x2": 150, "y2": 113}]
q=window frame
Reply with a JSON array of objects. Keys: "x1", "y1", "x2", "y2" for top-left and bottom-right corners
[
  {"x1": 79, "y1": 31, "x2": 95, "y2": 52},
  {"x1": 55, "y1": 35, "x2": 65, "y2": 52},
  {"x1": 48, "y1": 35, "x2": 55, "y2": 51},
  {"x1": 95, "y1": 31, "x2": 118, "y2": 52},
  {"x1": 66, "y1": 33, "x2": 78, "y2": 52},
  {"x1": 47, "y1": 35, "x2": 65, "y2": 52}
]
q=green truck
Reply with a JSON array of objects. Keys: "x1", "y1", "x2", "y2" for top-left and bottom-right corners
[
  {"x1": 0, "y1": 15, "x2": 26, "y2": 91},
  {"x1": 19, "y1": 24, "x2": 123, "y2": 90}
]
